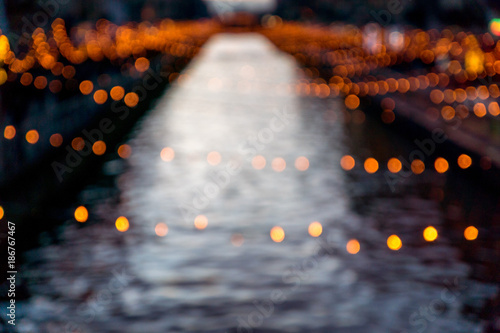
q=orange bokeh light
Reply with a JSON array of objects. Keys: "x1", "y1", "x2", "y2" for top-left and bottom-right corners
[
  {"x1": 346, "y1": 239, "x2": 360, "y2": 254},
  {"x1": 118, "y1": 144, "x2": 132, "y2": 159},
  {"x1": 74, "y1": 206, "x2": 88, "y2": 223},
  {"x1": 115, "y1": 216, "x2": 130, "y2": 232},
  {"x1": 160, "y1": 147, "x2": 175, "y2": 161},
  {"x1": 270, "y1": 226, "x2": 285, "y2": 242},
  {"x1": 194, "y1": 215, "x2": 208, "y2": 230},
  {"x1": 26, "y1": 130, "x2": 39, "y2": 144},
  {"x1": 295, "y1": 156, "x2": 309, "y2": 171},
  {"x1": 340, "y1": 155, "x2": 355, "y2": 171},
  {"x1": 364, "y1": 157, "x2": 379, "y2": 174},
  {"x1": 308, "y1": 221, "x2": 322, "y2": 237}
]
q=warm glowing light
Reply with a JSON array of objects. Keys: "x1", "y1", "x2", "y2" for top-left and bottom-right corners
[
  {"x1": 340, "y1": 155, "x2": 355, "y2": 171},
  {"x1": 231, "y1": 233, "x2": 244, "y2": 247},
  {"x1": 160, "y1": 147, "x2": 175, "y2": 161},
  {"x1": 207, "y1": 151, "x2": 221, "y2": 166},
  {"x1": 473, "y1": 103, "x2": 487, "y2": 117},
  {"x1": 434, "y1": 157, "x2": 449, "y2": 173},
  {"x1": 488, "y1": 102, "x2": 500, "y2": 116},
  {"x1": 430, "y1": 90, "x2": 444, "y2": 104},
  {"x1": 387, "y1": 235, "x2": 402, "y2": 250},
  {"x1": 194, "y1": 215, "x2": 208, "y2": 230},
  {"x1": 110, "y1": 86, "x2": 125, "y2": 101},
  {"x1": 135, "y1": 57, "x2": 150, "y2": 72},
  {"x1": 364, "y1": 157, "x2": 379, "y2": 174},
  {"x1": 72, "y1": 137, "x2": 85, "y2": 151},
  {"x1": 155, "y1": 222, "x2": 169, "y2": 237},
  {"x1": 346, "y1": 239, "x2": 360, "y2": 254},
  {"x1": 272, "y1": 157, "x2": 286, "y2": 172},
  {"x1": 387, "y1": 158, "x2": 402, "y2": 173},
  {"x1": 423, "y1": 226, "x2": 438, "y2": 242},
  {"x1": 381, "y1": 110, "x2": 395, "y2": 124},
  {"x1": 295, "y1": 156, "x2": 309, "y2": 171},
  {"x1": 270, "y1": 226, "x2": 285, "y2": 242},
  {"x1": 0, "y1": 206, "x2": 3, "y2": 220},
  {"x1": 74, "y1": 206, "x2": 88, "y2": 223},
  {"x1": 4, "y1": 125, "x2": 15, "y2": 140},
  {"x1": 441, "y1": 106, "x2": 455, "y2": 120},
  {"x1": 457, "y1": 154, "x2": 472, "y2": 169},
  {"x1": 464, "y1": 226, "x2": 478, "y2": 240},
  {"x1": 490, "y1": 18, "x2": 500, "y2": 37},
  {"x1": 92, "y1": 141, "x2": 106, "y2": 155},
  {"x1": 252, "y1": 155, "x2": 266, "y2": 170},
  {"x1": 50, "y1": 133, "x2": 63, "y2": 147},
  {"x1": 26, "y1": 130, "x2": 39, "y2": 144},
  {"x1": 124, "y1": 92, "x2": 139, "y2": 107},
  {"x1": 20, "y1": 72, "x2": 33, "y2": 86},
  {"x1": 308, "y1": 221, "x2": 322, "y2": 237},
  {"x1": 115, "y1": 216, "x2": 130, "y2": 232},
  {"x1": 411, "y1": 159, "x2": 425, "y2": 174},
  {"x1": 345, "y1": 94, "x2": 360, "y2": 110},
  {"x1": 79, "y1": 80, "x2": 94, "y2": 95},
  {"x1": 118, "y1": 144, "x2": 132, "y2": 159},
  {"x1": 93, "y1": 89, "x2": 108, "y2": 104},
  {"x1": 34, "y1": 76, "x2": 47, "y2": 89}
]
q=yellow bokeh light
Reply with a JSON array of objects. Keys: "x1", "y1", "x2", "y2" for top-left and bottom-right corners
[
  {"x1": 0, "y1": 206, "x2": 4, "y2": 220},
  {"x1": 387, "y1": 235, "x2": 402, "y2": 250},
  {"x1": 160, "y1": 147, "x2": 175, "y2": 161},
  {"x1": 155, "y1": 222, "x2": 169, "y2": 237},
  {"x1": 423, "y1": 226, "x2": 438, "y2": 242},
  {"x1": 74, "y1": 206, "x2": 88, "y2": 223},
  {"x1": 434, "y1": 157, "x2": 449, "y2": 173},
  {"x1": 194, "y1": 215, "x2": 208, "y2": 230},
  {"x1": 464, "y1": 226, "x2": 478, "y2": 240},
  {"x1": 115, "y1": 216, "x2": 130, "y2": 232},
  {"x1": 308, "y1": 221, "x2": 322, "y2": 237},
  {"x1": 346, "y1": 239, "x2": 360, "y2": 254},
  {"x1": 270, "y1": 226, "x2": 285, "y2": 243},
  {"x1": 364, "y1": 157, "x2": 379, "y2": 174},
  {"x1": 457, "y1": 154, "x2": 472, "y2": 169},
  {"x1": 340, "y1": 155, "x2": 355, "y2": 171}
]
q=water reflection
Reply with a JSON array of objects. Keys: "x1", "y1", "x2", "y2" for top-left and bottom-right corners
[{"x1": 16, "y1": 34, "x2": 498, "y2": 332}]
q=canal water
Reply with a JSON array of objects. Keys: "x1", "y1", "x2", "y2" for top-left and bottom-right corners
[{"x1": 11, "y1": 34, "x2": 499, "y2": 332}]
